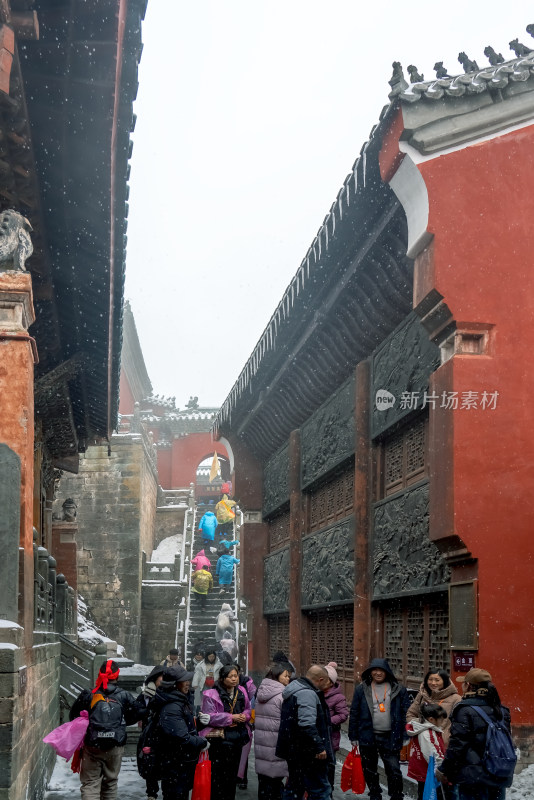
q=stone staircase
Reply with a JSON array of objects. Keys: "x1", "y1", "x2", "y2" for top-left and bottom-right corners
[{"x1": 184, "y1": 502, "x2": 240, "y2": 666}]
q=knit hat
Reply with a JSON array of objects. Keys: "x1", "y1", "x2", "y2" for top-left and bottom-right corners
[
  {"x1": 92, "y1": 659, "x2": 120, "y2": 693},
  {"x1": 325, "y1": 662, "x2": 338, "y2": 684},
  {"x1": 462, "y1": 668, "x2": 492, "y2": 685}
]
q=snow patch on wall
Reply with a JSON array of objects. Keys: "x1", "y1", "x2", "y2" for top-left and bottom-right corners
[
  {"x1": 77, "y1": 595, "x2": 125, "y2": 656},
  {"x1": 151, "y1": 533, "x2": 182, "y2": 562}
]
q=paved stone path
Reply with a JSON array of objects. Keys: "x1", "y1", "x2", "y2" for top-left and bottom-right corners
[{"x1": 45, "y1": 750, "x2": 368, "y2": 800}]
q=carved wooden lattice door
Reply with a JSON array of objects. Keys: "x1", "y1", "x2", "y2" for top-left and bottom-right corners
[
  {"x1": 380, "y1": 592, "x2": 449, "y2": 688},
  {"x1": 307, "y1": 606, "x2": 354, "y2": 699},
  {"x1": 268, "y1": 614, "x2": 290, "y2": 659}
]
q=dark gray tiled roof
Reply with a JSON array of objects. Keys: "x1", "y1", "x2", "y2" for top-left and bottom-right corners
[{"x1": 391, "y1": 54, "x2": 534, "y2": 103}]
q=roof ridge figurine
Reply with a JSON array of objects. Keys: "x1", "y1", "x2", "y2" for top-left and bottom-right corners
[
  {"x1": 483, "y1": 46, "x2": 504, "y2": 65},
  {"x1": 388, "y1": 61, "x2": 408, "y2": 98},
  {"x1": 509, "y1": 38, "x2": 533, "y2": 57},
  {"x1": 407, "y1": 64, "x2": 424, "y2": 83},
  {"x1": 433, "y1": 62, "x2": 451, "y2": 79},
  {"x1": 458, "y1": 52, "x2": 480, "y2": 73}
]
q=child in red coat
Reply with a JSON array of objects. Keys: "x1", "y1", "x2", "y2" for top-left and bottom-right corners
[{"x1": 406, "y1": 703, "x2": 447, "y2": 800}]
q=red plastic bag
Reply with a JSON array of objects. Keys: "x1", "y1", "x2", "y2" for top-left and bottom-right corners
[
  {"x1": 341, "y1": 746, "x2": 366, "y2": 794},
  {"x1": 70, "y1": 749, "x2": 83, "y2": 774},
  {"x1": 43, "y1": 710, "x2": 89, "y2": 760},
  {"x1": 191, "y1": 749, "x2": 211, "y2": 800}
]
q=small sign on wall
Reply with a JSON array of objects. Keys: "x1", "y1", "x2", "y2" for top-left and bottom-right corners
[
  {"x1": 453, "y1": 651, "x2": 475, "y2": 672},
  {"x1": 244, "y1": 511, "x2": 262, "y2": 524}
]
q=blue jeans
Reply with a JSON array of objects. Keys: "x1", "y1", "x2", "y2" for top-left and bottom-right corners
[
  {"x1": 283, "y1": 760, "x2": 331, "y2": 800},
  {"x1": 458, "y1": 787, "x2": 506, "y2": 800}
]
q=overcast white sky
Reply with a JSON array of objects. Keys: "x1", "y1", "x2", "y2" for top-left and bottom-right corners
[{"x1": 125, "y1": 1, "x2": 534, "y2": 408}]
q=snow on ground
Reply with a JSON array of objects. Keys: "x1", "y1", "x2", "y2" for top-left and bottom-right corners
[
  {"x1": 77, "y1": 595, "x2": 125, "y2": 656},
  {"x1": 508, "y1": 762, "x2": 534, "y2": 799},
  {"x1": 151, "y1": 533, "x2": 182, "y2": 562}
]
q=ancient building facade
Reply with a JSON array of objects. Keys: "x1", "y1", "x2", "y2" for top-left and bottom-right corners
[
  {"x1": 214, "y1": 34, "x2": 534, "y2": 762},
  {"x1": 0, "y1": 3, "x2": 145, "y2": 800}
]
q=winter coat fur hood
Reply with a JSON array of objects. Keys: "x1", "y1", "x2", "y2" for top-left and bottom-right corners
[
  {"x1": 254, "y1": 678, "x2": 288, "y2": 778},
  {"x1": 406, "y1": 681, "x2": 462, "y2": 745}
]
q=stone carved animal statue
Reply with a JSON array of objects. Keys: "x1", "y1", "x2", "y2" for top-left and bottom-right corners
[
  {"x1": 509, "y1": 38, "x2": 533, "y2": 57},
  {"x1": 484, "y1": 46, "x2": 504, "y2": 65},
  {"x1": 0, "y1": 209, "x2": 33, "y2": 271},
  {"x1": 458, "y1": 52, "x2": 480, "y2": 73},
  {"x1": 407, "y1": 64, "x2": 424, "y2": 83},
  {"x1": 433, "y1": 62, "x2": 451, "y2": 79}
]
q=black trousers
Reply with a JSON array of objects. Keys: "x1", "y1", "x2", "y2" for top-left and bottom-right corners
[
  {"x1": 209, "y1": 739, "x2": 243, "y2": 800},
  {"x1": 145, "y1": 777, "x2": 159, "y2": 798},
  {"x1": 359, "y1": 733, "x2": 403, "y2": 800},
  {"x1": 257, "y1": 774, "x2": 284, "y2": 800}
]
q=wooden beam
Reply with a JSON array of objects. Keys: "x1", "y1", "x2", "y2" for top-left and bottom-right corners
[{"x1": 11, "y1": 11, "x2": 39, "y2": 40}]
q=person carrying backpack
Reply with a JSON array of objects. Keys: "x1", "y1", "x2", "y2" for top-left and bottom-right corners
[
  {"x1": 436, "y1": 668, "x2": 516, "y2": 800},
  {"x1": 151, "y1": 665, "x2": 209, "y2": 800},
  {"x1": 71, "y1": 659, "x2": 143, "y2": 800}
]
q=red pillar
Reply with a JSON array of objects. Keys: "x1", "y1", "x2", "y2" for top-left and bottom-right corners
[{"x1": 354, "y1": 361, "x2": 371, "y2": 681}]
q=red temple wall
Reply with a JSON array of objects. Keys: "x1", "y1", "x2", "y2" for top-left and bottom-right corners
[
  {"x1": 416, "y1": 123, "x2": 534, "y2": 723},
  {"x1": 170, "y1": 433, "x2": 228, "y2": 489}
]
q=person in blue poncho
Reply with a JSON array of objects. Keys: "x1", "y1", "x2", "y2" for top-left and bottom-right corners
[
  {"x1": 198, "y1": 510, "x2": 218, "y2": 546},
  {"x1": 216, "y1": 552, "x2": 240, "y2": 595}
]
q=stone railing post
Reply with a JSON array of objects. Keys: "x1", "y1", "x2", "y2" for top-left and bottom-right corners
[{"x1": 55, "y1": 573, "x2": 67, "y2": 634}]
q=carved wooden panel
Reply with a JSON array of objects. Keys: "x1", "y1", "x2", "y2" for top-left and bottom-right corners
[
  {"x1": 263, "y1": 546, "x2": 290, "y2": 615},
  {"x1": 268, "y1": 614, "x2": 289, "y2": 660},
  {"x1": 308, "y1": 465, "x2": 354, "y2": 533},
  {"x1": 373, "y1": 483, "x2": 450, "y2": 599},
  {"x1": 308, "y1": 605, "x2": 354, "y2": 698},
  {"x1": 301, "y1": 375, "x2": 355, "y2": 490},
  {"x1": 269, "y1": 510, "x2": 290, "y2": 552},
  {"x1": 301, "y1": 518, "x2": 354, "y2": 609},
  {"x1": 263, "y1": 443, "x2": 289, "y2": 517},
  {"x1": 372, "y1": 312, "x2": 440, "y2": 439},
  {"x1": 382, "y1": 417, "x2": 427, "y2": 497},
  {"x1": 380, "y1": 592, "x2": 449, "y2": 686}
]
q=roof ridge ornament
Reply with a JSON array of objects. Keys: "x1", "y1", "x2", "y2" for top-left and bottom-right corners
[
  {"x1": 458, "y1": 52, "x2": 479, "y2": 73},
  {"x1": 388, "y1": 61, "x2": 408, "y2": 99},
  {"x1": 407, "y1": 64, "x2": 424, "y2": 83},
  {"x1": 484, "y1": 46, "x2": 504, "y2": 65},
  {"x1": 509, "y1": 38, "x2": 533, "y2": 57},
  {"x1": 433, "y1": 62, "x2": 451, "y2": 79}
]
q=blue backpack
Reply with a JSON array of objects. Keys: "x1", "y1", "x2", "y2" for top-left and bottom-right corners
[{"x1": 472, "y1": 706, "x2": 517, "y2": 779}]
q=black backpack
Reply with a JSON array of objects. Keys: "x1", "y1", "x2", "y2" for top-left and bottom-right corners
[
  {"x1": 472, "y1": 706, "x2": 517, "y2": 779},
  {"x1": 137, "y1": 710, "x2": 162, "y2": 779},
  {"x1": 87, "y1": 692, "x2": 127, "y2": 750}
]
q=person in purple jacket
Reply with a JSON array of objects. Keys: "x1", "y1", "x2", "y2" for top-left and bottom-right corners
[
  {"x1": 254, "y1": 663, "x2": 291, "y2": 800},
  {"x1": 200, "y1": 665, "x2": 251, "y2": 800},
  {"x1": 323, "y1": 662, "x2": 349, "y2": 791}
]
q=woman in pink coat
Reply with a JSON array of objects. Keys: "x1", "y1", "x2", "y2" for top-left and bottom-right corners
[
  {"x1": 254, "y1": 663, "x2": 291, "y2": 800},
  {"x1": 323, "y1": 662, "x2": 349, "y2": 793}
]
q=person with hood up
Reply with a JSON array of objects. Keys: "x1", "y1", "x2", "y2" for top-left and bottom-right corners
[
  {"x1": 272, "y1": 651, "x2": 296, "y2": 680},
  {"x1": 406, "y1": 669, "x2": 462, "y2": 747},
  {"x1": 254, "y1": 663, "x2": 290, "y2": 800},
  {"x1": 216, "y1": 538, "x2": 240, "y2": 557},
  {"x1": 200, "y1": 664, "x2": 252, "y2": 800},
  {"x1": 192, "y1": 647, "x2": 223, "y2": 707},
  {"x1": 276, "y1": 664, "x2": 334, "y2": 800},
  {"x1": 436, "y1": 668, "x2": 514, "y2": 800},
  {"x1": 190, "y1": 549, "x2": 212, "y2": 572},
  {"x1": 191, "y1": 565, "x2": 213, "y2": 611},
  {"x1": 349, "y1": 658, "x2": 411, "y2": 800},
  {"x1": 215, "y1": 493, "x2": 236, "y2": 536},
  {"x1": 152, "y1": 665, "x2": 209, "y2": 800},
  {"x1": 136, "y1": 666, "x2": 165, "y2": 800},
  {"x1": 323, "y1": 662, "x2": 349, "y2": 791},
  {"x1": 215, "y1": 602, "x2": 236, "y2": 641},
  {"x1": 406, "y1": 703, "x2": 448, "y2": 800},
  {"x1": 216, "y1": 552, "x2": 240, "y2": 595},
  {"x1": 198, "y1": 510, "x2": 218, "y2": 546},
  {"x1": 71, "y1": 660, "x2": 142, "y2": 800},
  {"x1": 219, "y1": 630, "x2": 238, "y2": 661}
]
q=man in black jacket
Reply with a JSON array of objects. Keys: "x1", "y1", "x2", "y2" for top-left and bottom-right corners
[
  {"x1": 349, "y1": 658, "x2": 411, "y2": 800},
  {"x1": 276, "y1": 665, "x2": 334, "y2": 800},
  {"x1": 152, "y1": 666, "x2": 209, "y2": 800}
]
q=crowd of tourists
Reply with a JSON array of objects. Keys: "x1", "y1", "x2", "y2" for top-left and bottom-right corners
[{"x1": 62, "y1": 652, "x2": 515, "y2": 800}]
